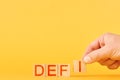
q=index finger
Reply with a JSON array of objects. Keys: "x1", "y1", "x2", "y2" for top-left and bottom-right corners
[{"x1": 83, "y1": 35, "x2": 105, "y2": 57}]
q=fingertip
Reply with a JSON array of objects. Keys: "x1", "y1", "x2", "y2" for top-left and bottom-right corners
[{"x1": 83, "y1": 56, "x2": 92, "y2": 64}]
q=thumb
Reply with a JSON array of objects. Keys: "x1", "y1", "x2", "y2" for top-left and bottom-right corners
[{"x1": 83, "y1": 46, "x2": 111, "y2": 64}]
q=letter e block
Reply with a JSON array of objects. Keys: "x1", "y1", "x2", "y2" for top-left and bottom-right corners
[{"x1": 46, "y1": 64, "x2": 57, "y2": 77}]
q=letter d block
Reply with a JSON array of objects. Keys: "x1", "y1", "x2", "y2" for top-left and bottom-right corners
[{"x1": 34, "y1": 64, "x2": 45, "y2": 76}]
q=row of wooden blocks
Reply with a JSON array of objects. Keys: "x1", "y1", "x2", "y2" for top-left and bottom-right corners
[{"x1": 34, "y1": 60, "x2": 86, "y2": 77}]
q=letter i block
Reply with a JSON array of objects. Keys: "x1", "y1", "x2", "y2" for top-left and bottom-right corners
[
  {"x1": 73, "y1": 60, "x2": 86, "y2": 72},
  {"x1": 34, "y1": 64, "x2": 45, "y2": 76},
  {"x1": 46, "y1": 64, "x2": 57, "y2": 77},
  {"x1": 58, "y1": 64, "x2": 70, "y2": 77}
]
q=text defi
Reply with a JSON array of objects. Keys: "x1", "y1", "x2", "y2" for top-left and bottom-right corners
[{"x1": 34, "y1": 60, "x2": 86, "y2": 77}]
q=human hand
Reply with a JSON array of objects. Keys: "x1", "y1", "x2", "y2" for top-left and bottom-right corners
[{"x1": 83, "y1": 33, "x2": 120, "y2": 69}]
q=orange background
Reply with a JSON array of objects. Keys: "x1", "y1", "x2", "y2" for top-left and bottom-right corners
[{"x1": 0, "y1": 0, "x2": 120, "y2": 80}]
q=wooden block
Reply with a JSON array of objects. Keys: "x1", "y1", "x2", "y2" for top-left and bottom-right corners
[
  {"x1": 73, "y1": 60, "x2": 80, "y2": 72},
  {"x1": 58, "y1": 64, "x2": 70, "y2": 77},
  {"x1": 81, "y1": 60, "x2": 86, "y2": 72},
  {"x1": 34, "y1": 64, "x2": 46, "y2": 76},
  {"x1": 46, "y1": 64, "x2": 58, "y2": 77},
  {"x1": 73, "y1": 60, "x2": 86, "y2": 72}
]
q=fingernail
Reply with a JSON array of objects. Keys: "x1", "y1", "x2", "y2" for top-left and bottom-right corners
[{"x1": 83, "y1": 56, "x2": 91, "y2": 63}]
